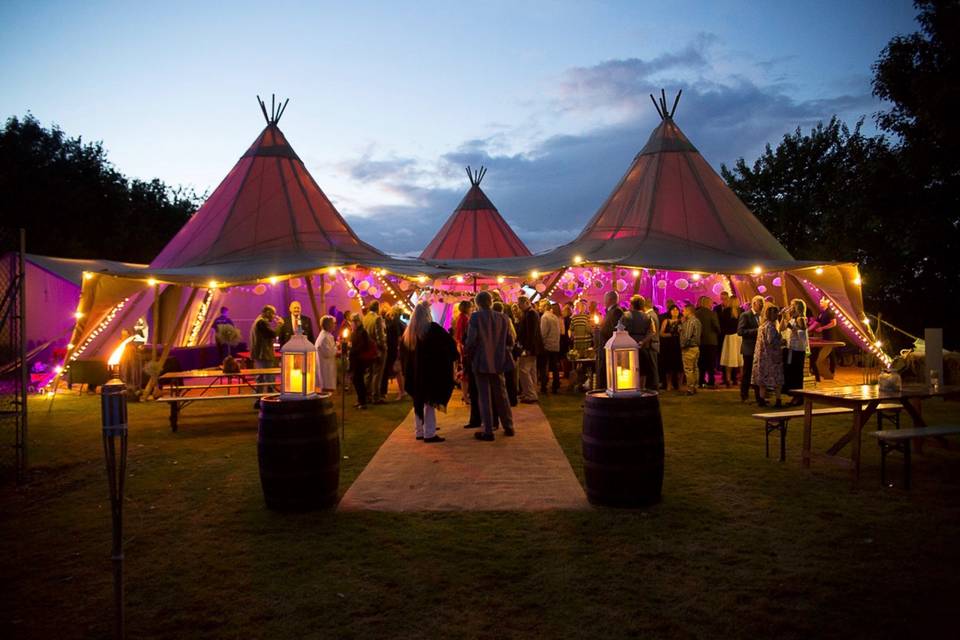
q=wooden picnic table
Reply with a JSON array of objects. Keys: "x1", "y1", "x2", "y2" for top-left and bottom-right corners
[
  {"x1": 792, "y1": 384, "x2": 960, "y2": 480},
  {"x1": 159, "y1": 367, "x2": 280, "y2": 391},
  {"x1": 157, "y1": 367, "x2": 281, "y2": 431}
]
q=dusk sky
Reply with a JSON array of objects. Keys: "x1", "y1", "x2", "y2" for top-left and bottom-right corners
[{"x1": 1, "y1": 1, "x2": 918, "y2": 255}]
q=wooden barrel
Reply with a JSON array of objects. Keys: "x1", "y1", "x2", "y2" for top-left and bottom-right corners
[
  {"x1": 582, "y1": 391, "x2": 664, "y2": 507},
  {"x1": 257, "y1": 395, "x2": 340, "y2": 511}
]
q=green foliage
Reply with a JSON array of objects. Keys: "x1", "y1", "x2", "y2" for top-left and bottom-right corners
[
  {"x1": 0, "y1": 114, "x2": 203, "y2": 263},
  {"x1": 722, "y1": 0, "x2": 960, "y2": 341}
]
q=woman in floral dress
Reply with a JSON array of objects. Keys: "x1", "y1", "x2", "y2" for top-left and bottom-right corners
[{"x1": 752, "y1": 305, "x2": 784, "y2": 407}]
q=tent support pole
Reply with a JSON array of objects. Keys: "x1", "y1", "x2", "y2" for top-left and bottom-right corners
[
  {"x1": 779, "y1": 271, "x2": 790, "y2": 307},
  {"x1": 318, "y1": 274, "x2": 325, "y2": 315},
  {"x1": 726, "y1": 275, "x2": 740, "y2": 304},
  {"x1": 305, "y1": 275, "x2": 321, "y2": 328},
  {"x1": 143, "y1": 287, "x2": 199, "y2": 399},
  {"x1": 151, "y1": 284, "x2": 160, "y2": 361}
]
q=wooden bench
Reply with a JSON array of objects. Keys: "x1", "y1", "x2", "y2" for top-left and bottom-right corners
[
  {"x1": 156, "y1": 393, "x2": 276, "y2": 432},
  {"x1": 869, "y1": 424, "x2": 960, "y2": 489},
  {"x1": 753, "y1": 404, "x2": 903, "y2": 461},
  {"x1": 754, "y1": 407, "x2": 852, "y2": 461}
]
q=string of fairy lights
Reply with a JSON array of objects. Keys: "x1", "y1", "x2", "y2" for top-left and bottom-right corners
[
  {"x1": 54, "y1": 297, "x2": 131, "y2": 384},
  {"x1": 185, "y1": 289, "x2": 215, "y2": 347}
]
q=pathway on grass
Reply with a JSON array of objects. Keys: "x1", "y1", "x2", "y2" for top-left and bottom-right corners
[{"x1": 338, "y1": 400, "x2": 589, "y2": 511}]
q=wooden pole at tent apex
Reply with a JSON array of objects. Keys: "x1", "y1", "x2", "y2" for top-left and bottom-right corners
[
  {"x1": 142, "y1": 287, "x2": 199, "y2": 399},
  {"x1": 305, "y1": 275, "x2": 321, "y2": 330}
]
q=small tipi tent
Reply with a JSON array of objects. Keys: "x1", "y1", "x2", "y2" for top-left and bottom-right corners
[{"x1": 419, "y1": 167, "x2": 531, "y2": 261}]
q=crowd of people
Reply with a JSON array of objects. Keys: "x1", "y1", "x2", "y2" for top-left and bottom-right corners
[{"x1": 230, "y1": 286, "x2": 843, "y2": 440}]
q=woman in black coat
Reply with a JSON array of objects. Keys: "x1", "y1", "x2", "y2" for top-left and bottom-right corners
[
  {"x1": 402, "y1": 301, "x2": 458, "y2": 443},
  {"x1": 347, "y1": 313, "x2": 372, "y2": 409}
]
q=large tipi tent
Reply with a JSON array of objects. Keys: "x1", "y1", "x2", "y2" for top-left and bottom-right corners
[
  {"x1": 420, "y1": 167, "x2": 531, "y2": 261},
  {"x1": 59, "y1": 97, "x2": 430, "y2": 384},
  {"x1": 431, "y1": 91, "x2": 881, "y2": 361}
]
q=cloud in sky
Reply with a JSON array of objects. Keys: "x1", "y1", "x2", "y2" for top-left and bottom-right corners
[{"x1": 337, "y1": 36, "x2": 882, "y2": 256}]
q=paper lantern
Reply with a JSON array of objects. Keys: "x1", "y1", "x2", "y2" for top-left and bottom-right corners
[
  {"x1": 675, "y1": 278, "x2": 689, "y2": 290},
  {"x1": 535, "y1": 283, "x2": 546, "y2": 293},
  {"x1": 347, "y1": 289, "x2": 357, "y2": 298},
  {"x1": 398, "y1": 279, "x2": 410, "y2": 291},
  {"x1": 657, "y1": 280, "x2": 667, "y2": 289},
  {"x1": 757, "y1": 285, "x2": 767, "y2": 293},
  {"x1": 253, "y1": 284, "x2": 267, "y2": 296},
  {"x1": 615, "y1": 279, "x2": 627, "y2": 292},
  {"x1": 772, "y1": 277, "x2": 783, "y2": 287},
  {"x1": 358, "y1": 280, "x2": 370, "y2": 291},
  {"x1": 290, "y1": 277, "x2": 303, "y2": 289},
  {"x1": 712, "y1": 283, "x2": 725, "y2": 295}
]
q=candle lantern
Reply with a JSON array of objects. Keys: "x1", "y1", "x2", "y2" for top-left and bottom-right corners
[
  {"x1": 604, "y1": 319, "x2": 642, "y2": 397},
  {"x1": 280, "y1": 332, "x2": 317, "y2": 399}
]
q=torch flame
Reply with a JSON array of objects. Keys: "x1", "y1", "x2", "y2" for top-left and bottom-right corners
[{"x1": 107, "y1": 336, "x2": 135, "y2": 367}]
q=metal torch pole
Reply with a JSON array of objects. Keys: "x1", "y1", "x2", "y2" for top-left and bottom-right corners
[
  {"x1": 101, "y1": 379, "x2": 128, "y2": 640},
  {"x1": 341, "y1": 336, "x2": 348, "y2": 447}
]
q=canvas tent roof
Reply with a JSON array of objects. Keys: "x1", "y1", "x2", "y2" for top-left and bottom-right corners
[
  {"x1": 24, "y1": 254, "x2": 147, "y2": 284},
  {"x1": 419, "y1": 167, "x2": 531, "y2": 261},
  {"x1": 431, "y1": 91, "x2": 801, "y2": 276},
  {"x1": 138, "y1": 96, "x2": 427, "y2": 282}
]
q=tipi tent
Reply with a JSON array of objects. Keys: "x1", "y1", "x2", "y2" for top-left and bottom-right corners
[
  {"x1": 427, "y1": 91, "x2": 880, "y2": 361},
  {"x1": 59, "y1": 97, "x2": 430, "y2": 386},
  {"x1": 419, "y1": 167, "x2": 531, "y2": 261}
]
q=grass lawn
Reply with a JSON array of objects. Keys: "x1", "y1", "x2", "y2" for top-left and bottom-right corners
[{"x1": 2, "y1": 386, "x2": 959, "y2": 639}]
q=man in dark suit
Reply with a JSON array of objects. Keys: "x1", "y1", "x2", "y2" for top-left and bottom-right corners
[
  {"x1": 695, "y1": 296, "x2": 721, "y2": 387},
  {"x1": 516, "y1": 295, "x2": 543, "y2": 403},
  {"x1": 597, "y1": 291, "x2": 624, "y2": 389},
  {"x1": 278, "y1": 300, "x2": 316, "y2": 345},
  {"x1": 465, "y1": 291, "x2": 514, "y2": 441},
  {"x1": 737, "y1": 295, "x2": 764, "y2": 403}
]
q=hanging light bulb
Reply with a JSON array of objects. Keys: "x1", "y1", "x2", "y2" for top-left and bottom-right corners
[{"x1": 752, "y1": 266, "x2": 763, "y2": 275}]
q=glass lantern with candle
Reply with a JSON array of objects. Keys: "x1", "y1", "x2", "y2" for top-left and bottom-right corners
[
  {"x1": 280, "y1": 332, "x2": 317, "y2": 399},
  {"x1": 604, "y1": 319, "x2": 643, "y2": 397}
]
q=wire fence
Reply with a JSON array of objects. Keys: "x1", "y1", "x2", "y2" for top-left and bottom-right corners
[{"x1": 0, "y1": 228, "x2": 27, "y2": 482}]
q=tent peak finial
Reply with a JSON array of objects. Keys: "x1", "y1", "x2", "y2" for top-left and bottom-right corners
[
  {"x1": 648, "y1": 88, "x2": 682, "y2": 120},
  {"x1": 465, "y1": 165, "x2": 487, "y2": 186},
  {"x1": 256, "y1": 93, "x2": 290, "y2": 126}
]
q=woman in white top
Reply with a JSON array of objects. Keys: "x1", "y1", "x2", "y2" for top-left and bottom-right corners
[
  {"x1": 314, "y1": 315, "x2": 338, "y2": 392},
  {"x1": 782, "y1": 299, "x2": 809, "y2": 404}
]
